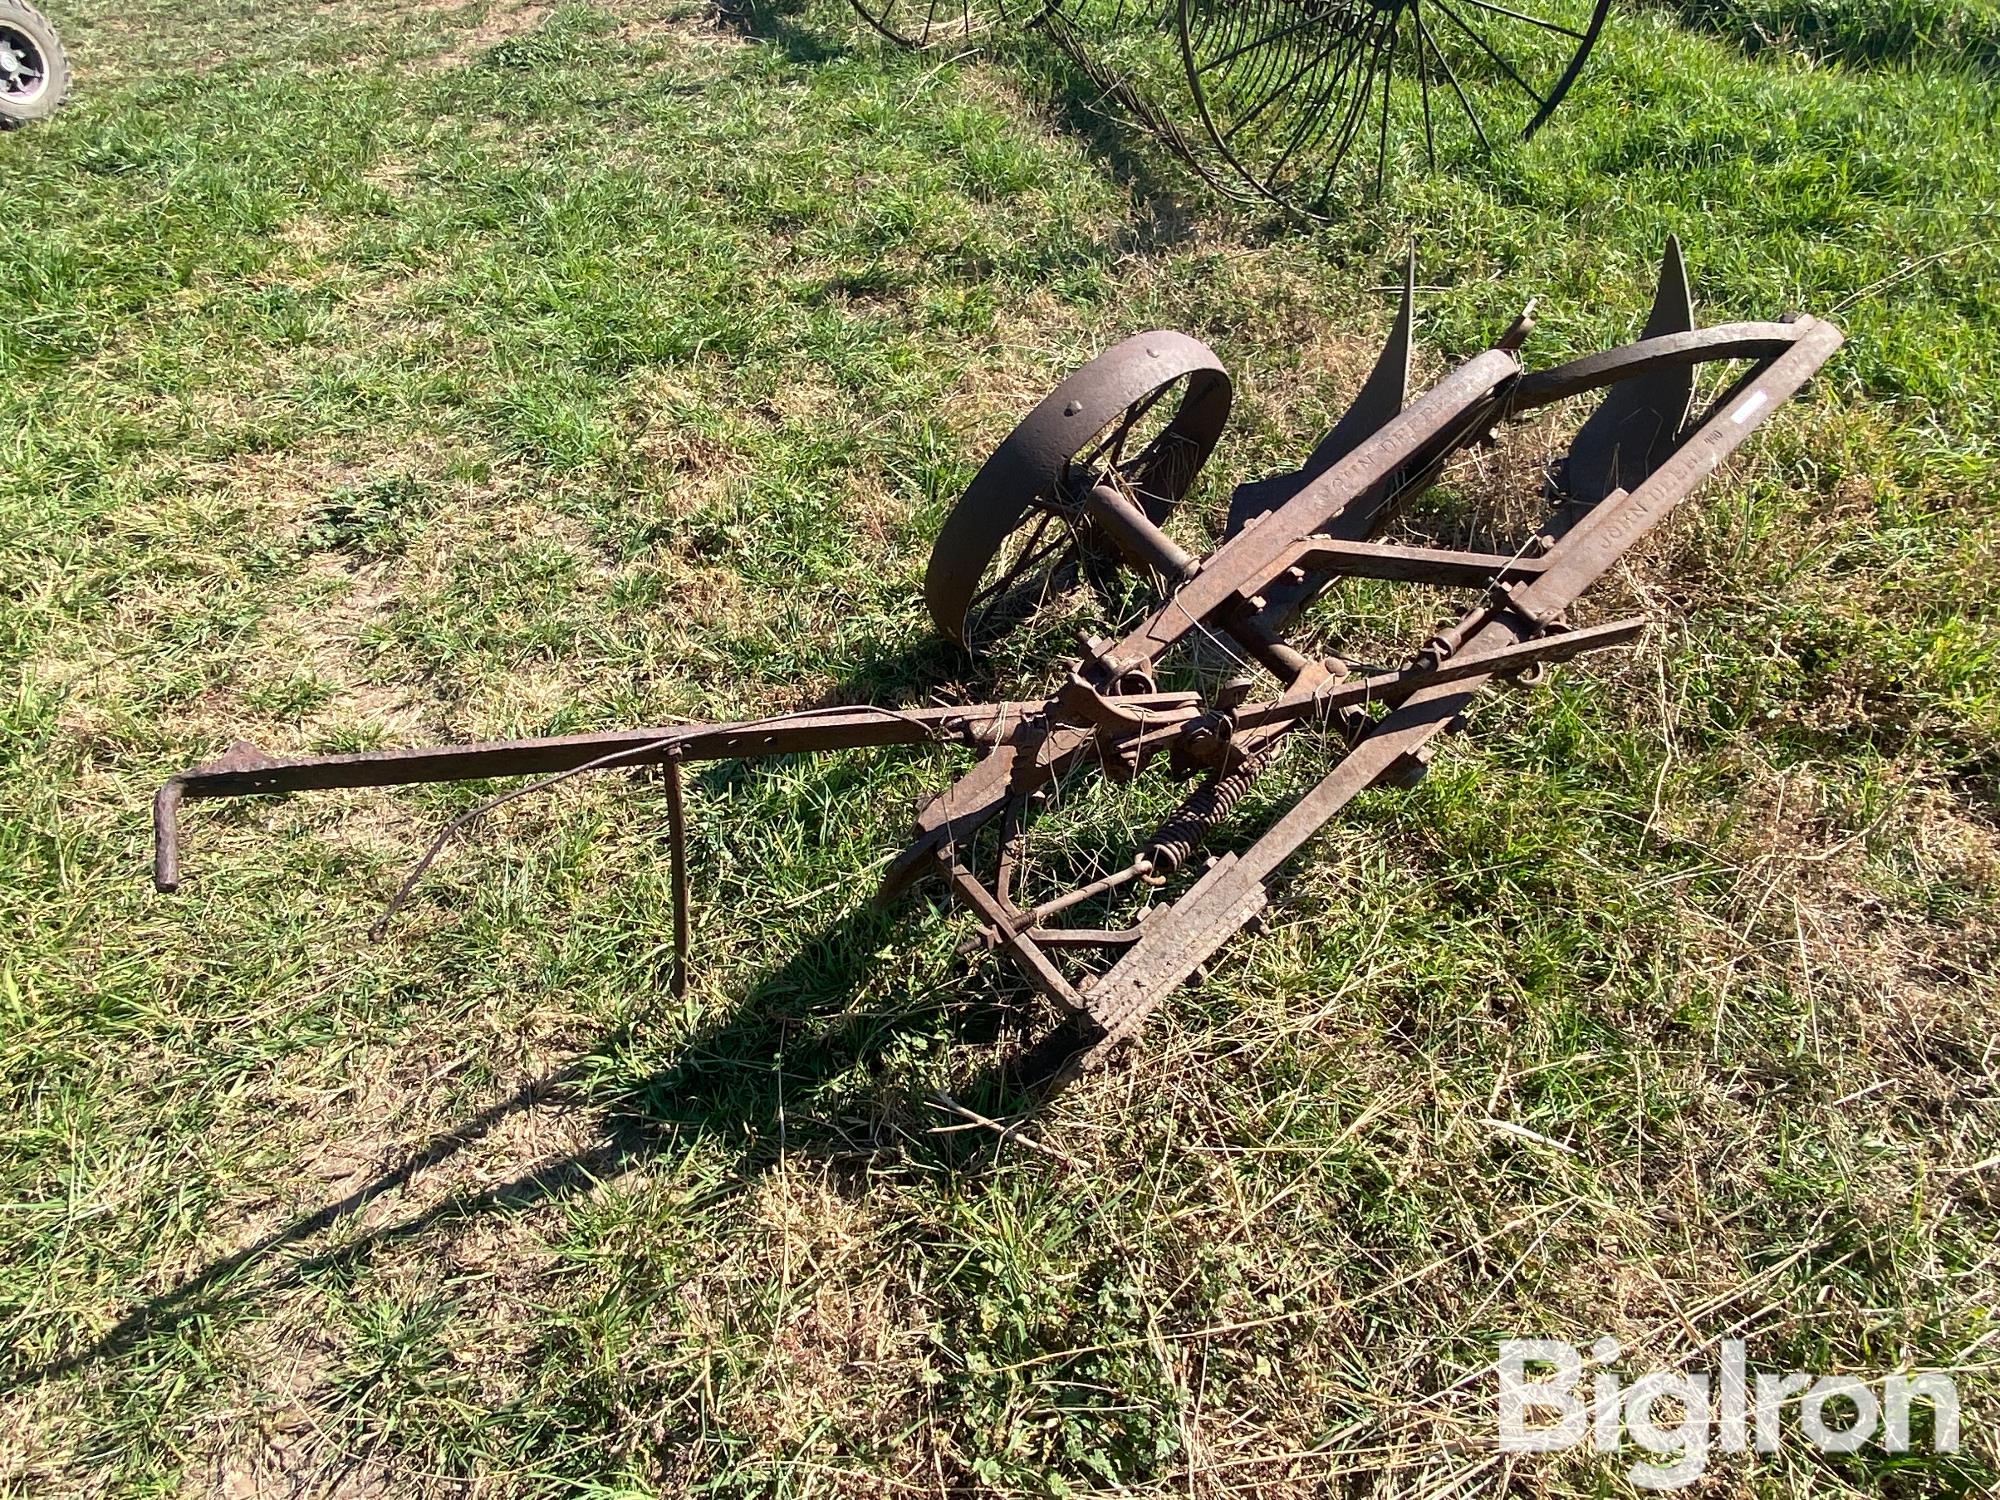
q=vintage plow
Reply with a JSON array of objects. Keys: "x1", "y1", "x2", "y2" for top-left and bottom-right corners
[{"x1": 154, "y1": 244, "x2": 1841, "y2": 1091}]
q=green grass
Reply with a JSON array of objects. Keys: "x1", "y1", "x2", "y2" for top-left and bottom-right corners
[
  {"x1": 1650, "y1": 0, "x2": 2000, "y2": 71},
  {"x1": 2, "y1": 0, "x2": 1997, "y2": 1494}
]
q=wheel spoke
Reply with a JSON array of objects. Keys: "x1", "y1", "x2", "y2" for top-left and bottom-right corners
[
  {"x1": 1075, "y1": 378, "x2": 1178, "y2": 479},
  {"x1": 1416, "y1": 3, "x2": 1437, "y2": 166},
  {"x1": 1429, "y1": 0, "x2": 1549, "y2": 109},
  {"x1": 1220, "y1": 28, "x2": 1355, "y2": 147},
  {"x1": 1261, "y1": 20, "x2": 1373, "y2": 187},
  {"x1": 850, "y1": 0, "x2": 980, "y2": 48},
  {"x1": 1320, "y1": 12, "x2": 1391, "y2": 184},
  {"x1": 1197, "y1": 8, "x2": 1336, "y2": 75},
  {"x1": 1416, "y1": 4, "x2": 1491, "y2": 153},
  {"x1": 1373, "y1": 13, "x2": 1396, "y2": 195},
  {"x1": 967, "y1": 511, "x2": 1060, "y2": 612},
  {"x1": 1453, "y1": 0, "x2": 1586, "y2": 39}
]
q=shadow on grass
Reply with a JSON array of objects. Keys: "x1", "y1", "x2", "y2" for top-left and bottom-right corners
[
  {"x1": 718, "y1": 0, "x2": 1218, "y2": 250},
  {"x1": 6, "y1": 901, "x2": 1082, "y2": 1390},
  {"x1": 994, "y1": 32, "x2": 1222, "y2": 252},
  {"x1": 1641, "y1": 0, "x2": 2000, "y2": 75},
  {"x1": 5, "y1": 633, "x2": 1091, "y2": 1392}
]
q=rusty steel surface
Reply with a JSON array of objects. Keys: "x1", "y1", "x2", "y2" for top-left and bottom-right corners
[
  {"x1": 1565, "y1": 234, "x2": 1697, "y2": 504},
  {"x1": 924, "y1": 330, "x2": 1232, "y2": 648},
  {"x1": 155, "y1": 247, "x2": 1842, "y2": 1100}
]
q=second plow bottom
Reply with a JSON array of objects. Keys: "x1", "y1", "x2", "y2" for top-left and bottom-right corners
[{"x1": 154, "y1": 244, "x2": 1843, "y2": 1095}]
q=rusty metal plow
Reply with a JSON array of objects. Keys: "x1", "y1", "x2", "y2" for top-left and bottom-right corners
[{"x1": 153, "y1": 242, "x2": 1840, "y2": 1091}]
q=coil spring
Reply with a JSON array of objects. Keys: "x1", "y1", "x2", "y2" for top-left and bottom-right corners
[{"x1": 1143, "y1": 759, "x2": 1262, "y2": 877}]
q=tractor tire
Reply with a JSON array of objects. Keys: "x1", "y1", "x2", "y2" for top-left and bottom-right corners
[{"x1": 0, "y1": 2, "x2": 69, "y2": 130}]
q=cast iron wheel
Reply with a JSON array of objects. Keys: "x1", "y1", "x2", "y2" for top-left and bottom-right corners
[
  {"x1": 1179, "y1": 0, "x2": 1610, "y2": 210},
  {"x1": 927, "y1": 331, "x2": 1232, "y2": 654},
  {"x1": 0, "y1": 2, "x2": 68, "y2": 129}
]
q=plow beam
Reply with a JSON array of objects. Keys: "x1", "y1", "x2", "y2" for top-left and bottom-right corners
[{"x1": 152, "y1": 694, "x2": 1200, "y2": 894}]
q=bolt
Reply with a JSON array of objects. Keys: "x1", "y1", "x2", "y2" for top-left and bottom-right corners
[
  {"x1": 1064, "y1": 400, "x2": 1084, "y2": 417},
  {"x1": 1215, "y1": 673, "x2": 1255, "y2": 711}
]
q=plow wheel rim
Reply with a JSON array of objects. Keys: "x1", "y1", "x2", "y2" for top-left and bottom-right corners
[{"x1": 926, "y1": 331, "x2": 1232, "y2": 652}]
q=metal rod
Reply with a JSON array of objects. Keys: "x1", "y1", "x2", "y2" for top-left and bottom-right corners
[
  {"x1": 1028, "y1": 926, "x2": 1146, "y2": 949},
  {"x1": 1511, "y1": 323, "x2": 1807, "y2": 411},
  {"x1": 1224, "y1": 616, "x2": 1647, "y2": 733},
  {"x1": 156, "y1": 696, "x2": 1199, "y2": 893},
  {"x1": 666, "y1": 750, "x2": 689, "y2": 1000},
  {"x1": 1020, "y1": 858, "x2": 1151, "y2": 926},
  {"x1": 943, "y1": 857, "x2": 1089, "y2": 1012},
  {"x1": 165, "y1": 697, "x2": 1202, "y2": 804},
  {"x1": 1081, "y1": 482, "x2": 1201, "y2": 584},
  {"x1": 1280, "y1": 536, "x2": 1550, "y2": 587},
  {"x1": 1214, "y1": 596, "x2": 1316, "y2": 680},
  {"x1": 994, "y1": 792, "x2": 1026, "y2": 912}
]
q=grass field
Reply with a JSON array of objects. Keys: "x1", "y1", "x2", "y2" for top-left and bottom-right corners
[{"x1": 3, "y1": 0, "x2": 1997, "y2": 1494}]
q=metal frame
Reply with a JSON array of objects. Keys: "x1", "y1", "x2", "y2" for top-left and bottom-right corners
[{"x1": 153, "y1": 246, "x2": 1842, "y2": 1092}]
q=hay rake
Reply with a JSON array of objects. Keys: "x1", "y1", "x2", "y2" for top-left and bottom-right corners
[
  {"x1": 155, "y1": 244, "x2": 1840, "y2": 1091},
  {"x1": 845, "y1": 0, "x2": 1612, "y2": 212}
]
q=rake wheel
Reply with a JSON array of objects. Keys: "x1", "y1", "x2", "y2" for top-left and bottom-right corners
[
  {"x1": 1178, "y1": 0, "x2": 1611, "y2": 211},
  {"x1": 848, "y1": 0, "x2": 1048, "y2": 49},
  {"x1": 926, "y1": 331, "x2": 1232, "y2": 654}
]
